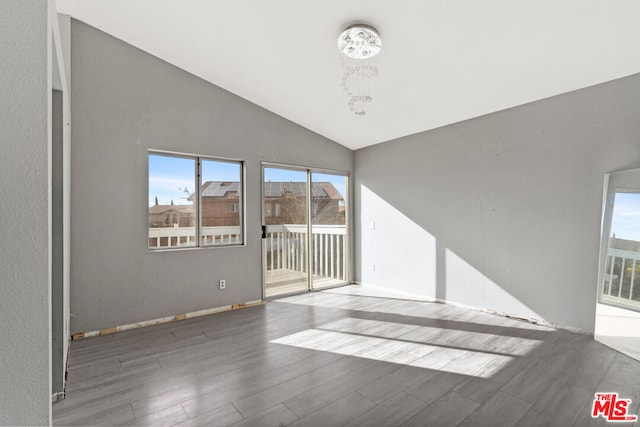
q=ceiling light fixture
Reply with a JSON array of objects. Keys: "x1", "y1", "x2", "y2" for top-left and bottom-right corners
[
  {"x1": 338, "y1": 24, "x2": 382, "y2": 59},
  {"x1": 338, "y1": 24, "x2": 382, "y2": 116}
]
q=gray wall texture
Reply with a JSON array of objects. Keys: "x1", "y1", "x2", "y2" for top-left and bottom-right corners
[
  {"x1": 52, "y1": 89, "x2": 64, "y2": 394},
  {"x1": 70, "y1": 21, "x2": 353, "y2": 334},
  {"x1": 355, "y1": 73, "x2": 640, "y2": 333},
  {"x1": 0, "y1": 0, "x2": 51, "y2": 424}
]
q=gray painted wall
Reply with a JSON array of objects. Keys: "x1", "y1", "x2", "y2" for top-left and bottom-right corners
[
  {"x1": 52, "y1": 89, "x2": 64, "y2": 394},
  {"x1": 0, "y1": 0, "x2": 51, "y2": 424},
  {"x1": 355, "y1": 73, "x2": 640, "y2": 333},
  {"x1": 56, "y1": 12, "x2": 73, "y2": 398},
  {"x1": 70, "y1": 21, "x2": 353, "y2": 334}
]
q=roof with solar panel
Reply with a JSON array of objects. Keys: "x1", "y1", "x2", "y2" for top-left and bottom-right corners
[
  {"x1": 200, "y1": 181, "x2": 241, "y2": 198},
  {"x1": 195, "y1": 181, "x2": 342, "y2": 200}
]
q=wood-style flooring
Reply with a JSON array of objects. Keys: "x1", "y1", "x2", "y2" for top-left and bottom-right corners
[{"x1": 54, "y1": 286, "x2": 640, "y2": 426}]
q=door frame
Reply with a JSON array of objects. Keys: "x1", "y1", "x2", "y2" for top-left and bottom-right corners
[
  {"x1": 595, "y1": 168, "x2": 640, "y2": 361},
  {"x1": 596, "y1": 179, "x2": 640, "y2": 309},
  {"x1": 261, "y1": 162, "x2": 352, "y2": 300}
]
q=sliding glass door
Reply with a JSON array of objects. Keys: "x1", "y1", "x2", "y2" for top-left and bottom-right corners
[
  {"x1": 263, "y1": 167, "x2": 309, "y2": 296},
  {"x1": 262, "y1": 165, "x2": 349, "y2": 298},
  {"x1": 311, "y1": 172, "x2": 348, "y2": 290}
]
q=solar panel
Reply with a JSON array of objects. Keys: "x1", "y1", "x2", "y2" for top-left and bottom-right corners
[
  {"x1": 260, "y1": 181, "x2": 335, "y2": 198},
  {"x1": 312, "y1": 186, "x2": 327, "y2": 197},
  {"x1": 201, "y1": 181, "x2": 240, "y2": 197}
]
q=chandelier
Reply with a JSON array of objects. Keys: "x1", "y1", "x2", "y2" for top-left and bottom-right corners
[{"x1": 337, "y1": 24, "x2": 382, "y2": 116}]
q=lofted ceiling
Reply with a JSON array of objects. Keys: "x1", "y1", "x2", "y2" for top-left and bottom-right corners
[{"x1": 56, "y1": 0, "x2": 640, "y2": 150}]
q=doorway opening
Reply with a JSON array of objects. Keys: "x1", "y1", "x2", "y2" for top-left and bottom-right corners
[{"x1": 596, "y1": 169, "x2": 640, "y2": 361}]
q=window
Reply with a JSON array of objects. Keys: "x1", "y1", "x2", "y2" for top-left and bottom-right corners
[{"x1": 148, "y1": 152, "x2": 243, "y2": 249}]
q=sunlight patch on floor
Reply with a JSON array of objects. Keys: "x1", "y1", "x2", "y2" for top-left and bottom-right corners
[
  {"x1": 270, "y1": 315, "x2": 544, "y2": 378},
  {"x1": 271, "y1": 328, "x2": 514, "y2": 378},
  {"x1": 317, "y1": 317, "x2": 542, "y2": 356}
]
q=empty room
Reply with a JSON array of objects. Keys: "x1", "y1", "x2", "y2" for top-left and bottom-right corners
[{"x1": 2, "y1": 1, "x2": 640, "y2": 426}]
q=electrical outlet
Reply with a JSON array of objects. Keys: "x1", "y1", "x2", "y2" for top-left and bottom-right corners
[{"x1": 219, "y1": 279, "x2": 226, "y2": 289}]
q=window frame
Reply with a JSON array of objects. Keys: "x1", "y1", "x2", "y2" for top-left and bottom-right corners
[{"x1": 148, "y1": 150, "x2": 245, "y2": 250}]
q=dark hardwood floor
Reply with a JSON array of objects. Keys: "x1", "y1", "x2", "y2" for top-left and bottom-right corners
[{"x1": 53, "y1": 286, "x2": 640, "y2": 426}]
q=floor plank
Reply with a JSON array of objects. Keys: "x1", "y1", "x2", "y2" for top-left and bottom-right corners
[
  {"x1": 173, "y1": 404, "x2": 243, "y2": 427},
  {"x1": 401, "y1": 392, "x2": 479, "y2": 427},
  {"x1": 288, "y1": 392, "x2": 376, "y2": 427},
  {"x1": 229, "y1": 403, "x2": 298, "y2": 427},
  {"x1": 344, "y1": 392, "x2": 425, "y2": 427},
  {"x1": 457, "y1": 390, "x2": 532, "y2": 427}
]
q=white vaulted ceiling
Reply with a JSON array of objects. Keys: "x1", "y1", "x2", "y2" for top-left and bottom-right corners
[{"x1": 56, "y1": 0, "x2": 640, "y2": 150}]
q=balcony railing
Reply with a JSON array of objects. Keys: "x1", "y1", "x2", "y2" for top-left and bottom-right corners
[
  {"x1": 264, "y1": 224, "x2": 347, "y2": 282},
  {"x1": 148, "y1": 226, "x2": 241, "y2": 248},
  {"x1": 148, "y1": 224, "x2": 348, "y2": 282},
  {"x1": 603, "y1": 247, "x2": 640, "y2": 309}
]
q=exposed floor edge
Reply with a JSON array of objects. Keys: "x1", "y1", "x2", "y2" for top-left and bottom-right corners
[
  {"x1": 71, "y1": 299, "x2": 264, "y2": 340},
  {"x1": 443, "y1": 299, "x2": 591, "y2": 336},
  {"x1": 349, "y1": 282, "x2": 591, "y2": 336}
]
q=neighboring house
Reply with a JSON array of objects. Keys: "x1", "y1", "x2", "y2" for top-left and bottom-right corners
[
  {"x1": 263, "y1": 181, "x2": 344, "y2": 225},
  {"x1": 148, "y1": 203, "x2": 194, "y2": 228},
  {"x1": 610, "y1": 236, "x2": 640, "y2": 252},
  {"x1": 148, "y1": 181, "x2": 343, "y2": 248},
  {"x1": 161, "y1": 180, "x2": 344, "y2": 227},
  {"x1": 149, "y1": 182, "x2": 242, "y2": 229},
  {"x1": 199, "y1": 181, "x2": 242, "y2": 227}
]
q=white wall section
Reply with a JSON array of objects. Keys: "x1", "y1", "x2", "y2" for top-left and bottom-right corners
[{"x1": 359, "y1": 185, "x2": 437, "y2": 299}]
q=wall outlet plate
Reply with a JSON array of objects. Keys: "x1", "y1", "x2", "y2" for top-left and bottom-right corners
[{"x1": 219, "y1": 279, "x2": 226, "y2": 289}]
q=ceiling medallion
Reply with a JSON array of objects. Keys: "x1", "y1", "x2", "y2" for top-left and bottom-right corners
[{"x1": 338, "y1": 24, "x2": 382, "y2": 116}]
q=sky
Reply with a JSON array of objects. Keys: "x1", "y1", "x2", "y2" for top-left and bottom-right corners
[
  {"x1": 611, "y1": 192, "x2": 640, "y2": 242},
  {"x1": 148, "y1": 154, "x2": 241, "y2": 206},
  {"x1": 149, "y1": 154, "x2": 348, "y2": 207}
]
